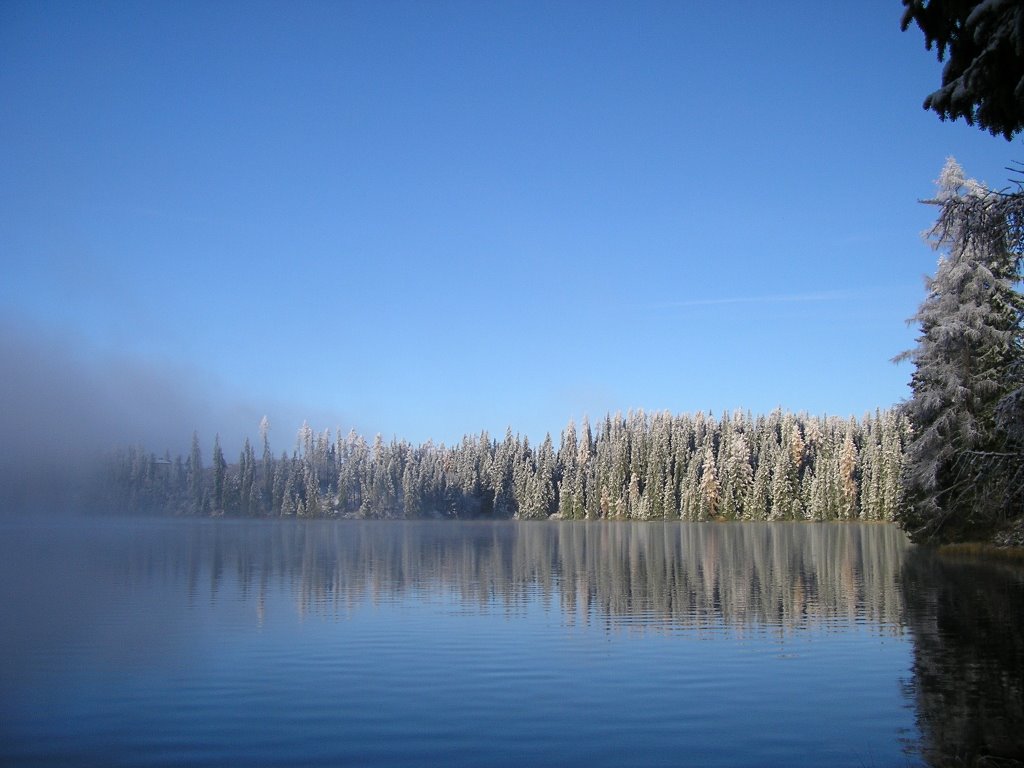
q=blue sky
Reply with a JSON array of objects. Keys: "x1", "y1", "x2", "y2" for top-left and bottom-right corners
[{"x1": 1, "y1": 0, "x2": 1021, "y2": 458}]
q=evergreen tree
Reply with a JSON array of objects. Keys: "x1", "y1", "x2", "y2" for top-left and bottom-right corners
[
  {"x1": 838, "y1": 425, "x2": 859, "y2": 519},
  {"x1": 770, "y1": 439, "x2": 798, "y2": 521},
  {"x1": 271, "y1": 452, "x2": 287, "y2": 515},
  {"x1": 402, "y1": 459, "x2": 422, "y2": 518},
  {"x1": 697, "y1": 445, "x2": 720, "y2": 521},
  {"x1": 259, "y1": 416, "x2": 273, "y2": 513},
  {"x1": 212, "y1": 434, "x2": 227, "y2": 516},
  {"x1": 491, "y1": 428, "x2": 518, "y2": 518},
  {"x1": 747, "y1": 444, "x2": 771, "y2": 521},
  {"x1": 721, "y1": 430, "x2": 752, "y2": 520},
  {"x1": 187, "y1": 430, "x2": 204, "y2": 515},
  {"x1": 897, "y1": 159, "x2": 1024, "y2": 541},
  {"x1": 880, "y1": 411, "x2": 909, "y2": 522},
  {"x1": 901, "y1": 0, "x2": 1024, "y2": 139},
  {"x1": 557, "y1": 420, "x2": 582, "y2": 519},
  {"x1": 535, "y1": 433, "x2": 557, "y2": 518},
  {"x1": 239, "y1": 438, "x2": 256, "y2": 517}
]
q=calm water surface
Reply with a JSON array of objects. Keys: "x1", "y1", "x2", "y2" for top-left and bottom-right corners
[{"x1": 1, "y1": 519, "x2": 1021, "y2": 767}]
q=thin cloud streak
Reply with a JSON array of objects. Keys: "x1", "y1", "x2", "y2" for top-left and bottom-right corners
[{"x1": 652, "y1": 290, "x2": 859, "y2": 309}]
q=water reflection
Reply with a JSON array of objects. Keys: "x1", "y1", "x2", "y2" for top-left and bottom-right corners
[
  {"x1": 110, "y1": 520, "x2": 910, "y2": 634},
  {"x1": 5, "y1": 519, "x2": 1023, "y2": 767},
  {"x1": 110, "y1": 521, "x2": 1024, "y2": 765},
  {"x1": 901, "y1": 548, "x2": 1024, "y2": 767}
]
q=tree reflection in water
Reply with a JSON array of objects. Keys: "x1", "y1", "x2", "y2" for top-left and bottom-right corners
[
  {"x1": 118, "y1": 520, "x2": 910, "y2": 633},
  {"x1": 901, "y1": 548, "x2": 1024, "y2": 767},
  {"x1": 35, "y1": 519, "x2": 1024, "y2": 765}
]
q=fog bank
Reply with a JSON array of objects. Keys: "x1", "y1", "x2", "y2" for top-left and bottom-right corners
[{"x1": 0, "y1": 317, "x2": 351, "y2": 512}]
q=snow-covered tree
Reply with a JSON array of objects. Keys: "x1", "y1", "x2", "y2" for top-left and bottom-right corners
[
  {"x1": 896, "y1": 158, "x2": 1024, "y2": 541},
  {"x1": 211, "y1": 434, "x2": 227, "y2": 516},
  {"x1": 697, "y1": 445, "x2": 720, "y2": 520},
  {"x1": 838, "y1": 425, "x2": 858, "y2": 519},
  {"x1": 103, "y1": 409, "x2": 913, "y2": 523},
  {"x1": 239, "y1": 438, "x2": 256, "y2": 517},
  {"x1": 187, "y1": 430, "x2": 204, "y2": 515},
  {"x1": 720, "y1": 430, "x2": 752, "y2": 520}
]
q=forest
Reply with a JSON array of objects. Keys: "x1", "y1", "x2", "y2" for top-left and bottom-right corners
[
  {"x1": 100, "y1": 409, "x2": 908, "y2": 523},
  {"x1": 76, "y1": 5, "x2": 1024, "y2": 541},
  {"x1": 89, "y1": 156, "x2": 1024, "y2": 540}
]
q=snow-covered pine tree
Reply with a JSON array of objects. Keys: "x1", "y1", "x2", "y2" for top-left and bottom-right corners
[
  {"x1": 212, "y1": 434, "x2": 226, "y2": 516},
  {"x1": 558, "y1": 420, "x2": 579, "y2": 518},
  {"x1": 838, "y1": 424, "x2": 858, "y2": 519},
  {"x1": 535, "y1": 433, "x2": 557, "y2": 518},
  {"x1": 879, "y1": 411, "x2": 909, "y2": 522},
  {"x1": 697, "y1": 445, "x2": 720, "y2": 521},
  {"x1": 187, "y1": 431, "x2": 204, "y2": 515},
  {"x1": 721, "y1": 429, "x2": 752, "y2": 520},
  {"x1": 747, "y1": 446, "x2": 771, "y2": 521},
  {"x1": 897, "y1": 158, "x2": 1024, "y2": 541},
  {"x1": 491, "y1": 428, "x2": 517, "y2": 518},
  {"x1": 239, "y1": 438, "x2": 256, "y2": 517},
  {"x1": 260, "y1": 416, "x2": 273, "y2": 512}
]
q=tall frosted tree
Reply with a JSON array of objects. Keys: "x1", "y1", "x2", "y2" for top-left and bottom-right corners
[
  {"x1": 259, "y1": 416, "x2": 273, "y2": 510},
  {"x1": 491, "y1": 428, "x2": 517, "y2": 518},
  {"x1": 557, "y1": 420, "x2": 580, "y2": 518},
  {"x1": 212, "y1": 434, "x2": 227, "y2": 516},
  {"x1": 897, "y1": 159, "x2": 1024, "y2": 541},
  {"x1": 697, "y1": 445, "x2": 720, "y2": 520},
  {"x1": 747, "y1": 446, "x2": 771, "y2": 521},
  {"x1": 838, "y1": 425, "x2": 859, "y2": 519},
  {"x1": 239, "y1": 438, "x2": 256, "y2": 517},
  {"x1": 187, "y1": 430, "x2": 204, "y2": 515},
  {"x1": 720, "y1": 430, "x2": 752, "y2": 520}
]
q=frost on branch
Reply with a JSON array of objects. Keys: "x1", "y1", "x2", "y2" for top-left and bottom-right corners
[{"x1": 897, "y1": 158, "x2": 1024, "y2": 542}]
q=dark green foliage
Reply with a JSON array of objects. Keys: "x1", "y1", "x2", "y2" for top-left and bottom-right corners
[{"x1": 901, "y1": 0, "x2": 1024, "y2": 139}]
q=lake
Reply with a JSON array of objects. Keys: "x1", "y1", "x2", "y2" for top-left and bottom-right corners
[{"x1": 1, "y1": 519, "x2": 1021, "y2": 767}]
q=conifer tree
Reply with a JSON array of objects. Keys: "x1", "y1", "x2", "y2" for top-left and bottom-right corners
[
  {"x1": 239, "y1": 438, "x2": 256, "y2": 517},
  {"x1": 491, "y1": 428, "x2": 517, "y2": 518},
  {"x1": 212, "y1": 434, "x2": 226, "y2": 516},
  {"x1": 259, "y1": 416, "x2": 273, "y2": 511},
  {"x1": 698, "y1": 446, "x2": 720, "y2": 521},
  {"x1": 897, "y1": 159, "x2": 1024, "y2": 541},
  {"x1": 770, "y1": 441, "x2": 798, "y2": 521},
  {"x1": 879, "y1": 413, "x2": 909, "y2": 522},
  {"x1": 838, "y1": 426, "x2": 859, "y2": 519},
  {"x1": 558, "y1": 420, "x2": 580, "y2": 518},
  {"x1": 187, "y1": 430, "x2": 204, "y2": 515},
  {"x1": 747, "y1": 447, "x2": 771, "y2": 521},
  {"x1": 901, "y1": 0, "x2": 1024, "y2": 139},
  {"x1": 721, "y1": 431, "x2": 752, "y2": 520}
]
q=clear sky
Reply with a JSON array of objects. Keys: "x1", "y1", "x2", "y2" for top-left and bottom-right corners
[{"x1": 1, "y1": 0, "x2": 1021, "y2": 459}]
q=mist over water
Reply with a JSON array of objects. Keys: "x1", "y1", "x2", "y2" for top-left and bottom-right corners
[
  {"x1": 0, "y1": 317, "x2": 349, "y2": 513},
  {"x1": 0, "y1": 318, "x2": 212, "y2": 464}
]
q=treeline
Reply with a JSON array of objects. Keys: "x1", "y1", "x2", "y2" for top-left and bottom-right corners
[{"x1": 101, "y1": 409, "x2": 908, "y2": 522}]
